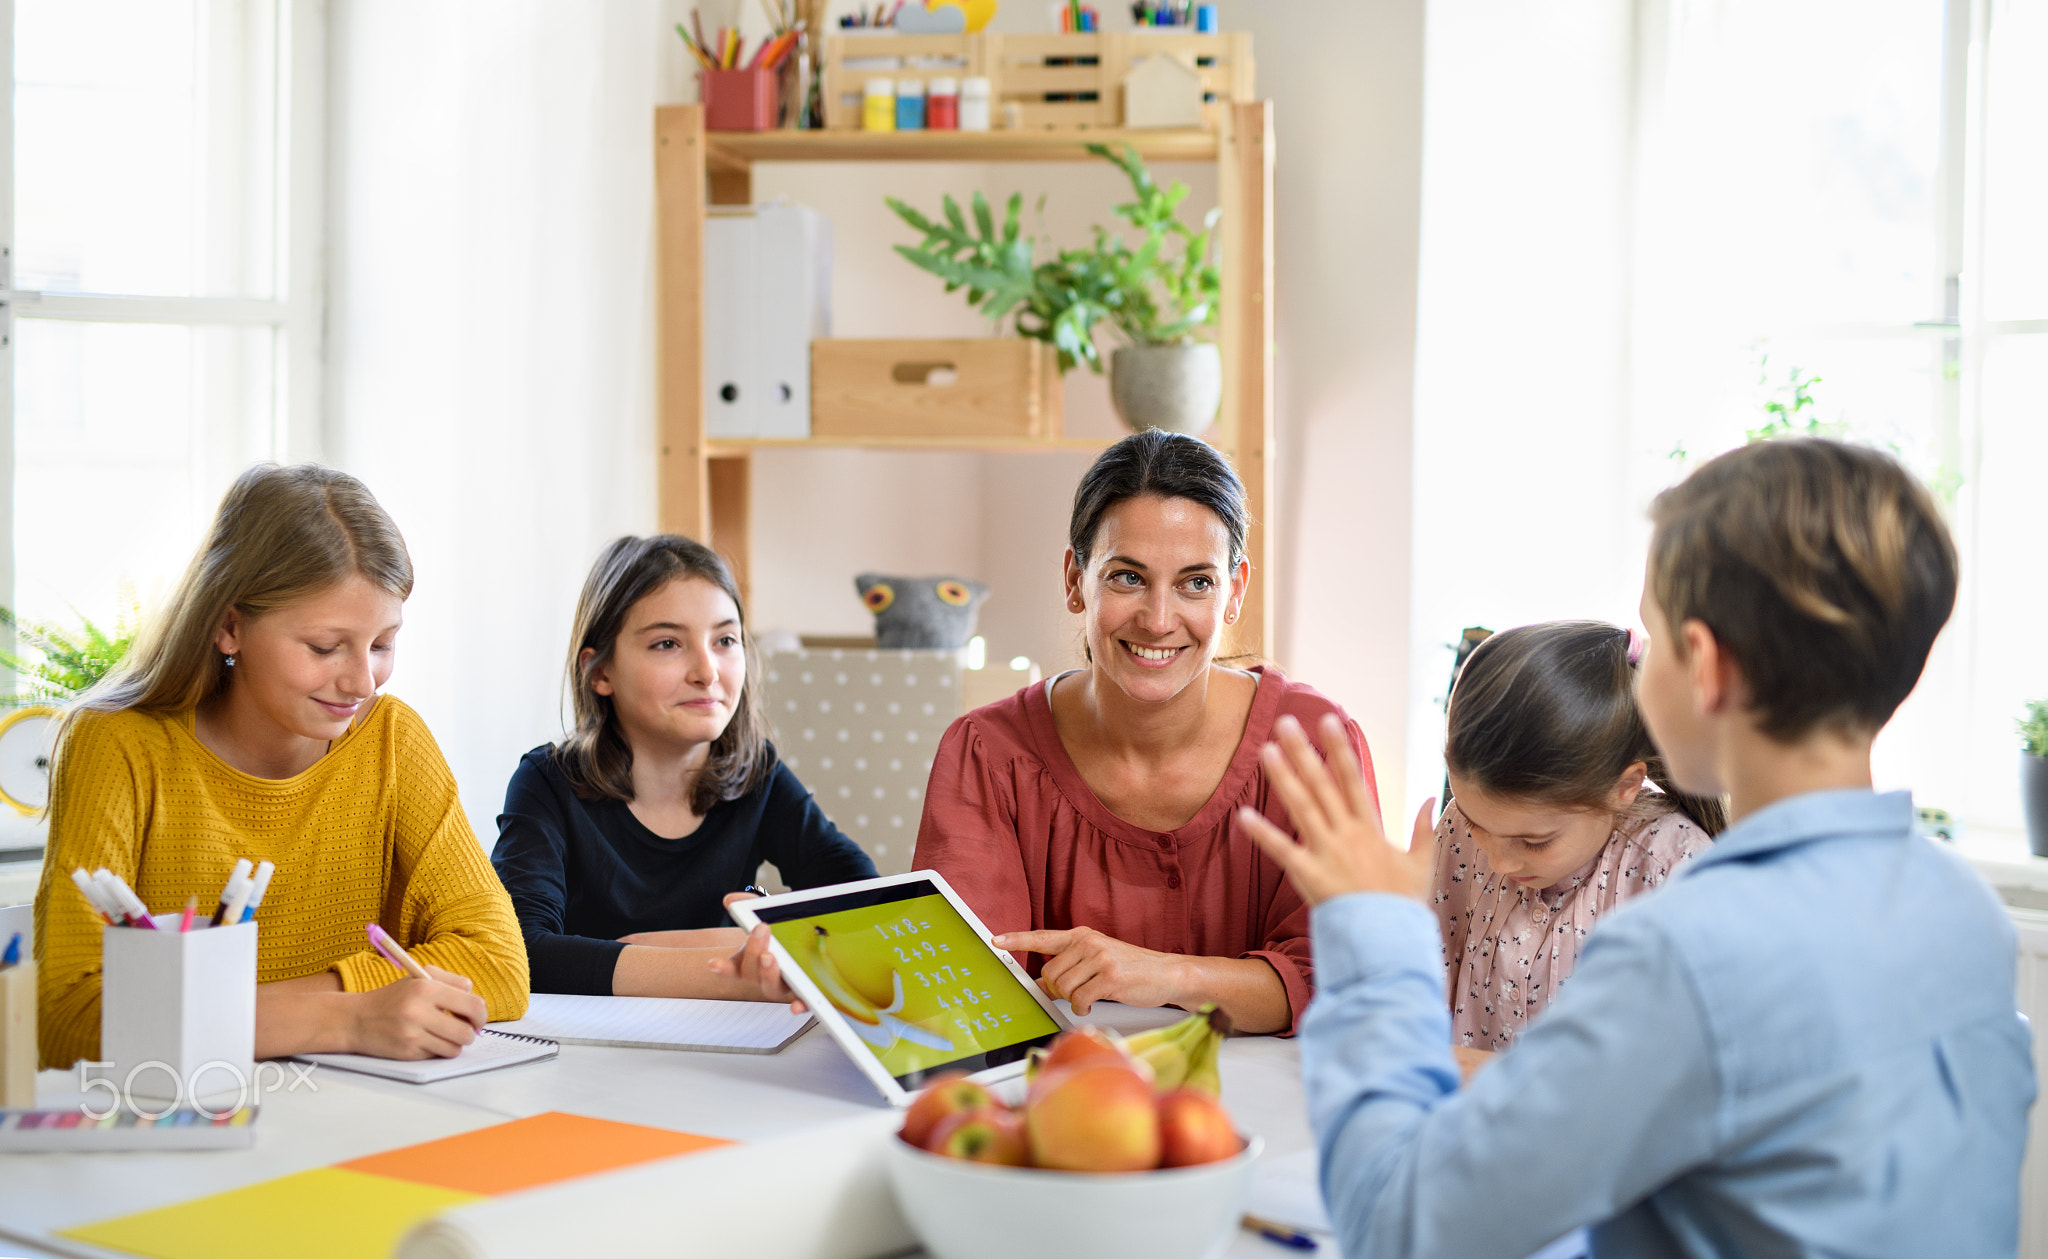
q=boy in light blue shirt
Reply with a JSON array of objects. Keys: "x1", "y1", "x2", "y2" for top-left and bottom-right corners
[{"x1": 1240, "y1": 438, "x2": 2036, "y2": 1257}]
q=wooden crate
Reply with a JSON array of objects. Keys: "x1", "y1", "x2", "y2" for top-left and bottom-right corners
[
  {"x1": 810, "y1": 338, "x2": 1063, "y2": 440},
  {"x1": 821, "y1": 31, "x2": 1253, "y2": 131}
]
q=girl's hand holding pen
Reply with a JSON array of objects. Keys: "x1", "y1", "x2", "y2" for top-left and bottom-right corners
[
  {"x1": 1236, "y1": 713, "x2": 1437, "y2": 907},
  {"x1": 353, "y1": 964, "x2": 486, "y2": 1060}
]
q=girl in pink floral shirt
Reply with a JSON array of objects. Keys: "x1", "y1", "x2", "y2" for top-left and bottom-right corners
[{"x1": 1431, "y1": 621, "x2": 1724, "y2": 1050}]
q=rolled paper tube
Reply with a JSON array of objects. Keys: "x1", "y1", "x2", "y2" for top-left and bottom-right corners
[{"x1": 396, "y1": 1111, "x2": 912, "y2": 1259}]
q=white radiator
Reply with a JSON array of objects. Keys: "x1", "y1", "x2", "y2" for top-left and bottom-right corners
[{"x1": 2011, "y1": 906, "x2": 2048, "y2": 1258}]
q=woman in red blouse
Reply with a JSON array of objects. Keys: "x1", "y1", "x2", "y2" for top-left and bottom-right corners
[{"x1": 912, "y1": 431, "x2": 1374, "y2": 1034}]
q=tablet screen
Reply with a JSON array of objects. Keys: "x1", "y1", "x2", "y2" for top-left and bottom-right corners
[{"x1": 752, "y1": 878, "x2": 1063, "y2": 1088}]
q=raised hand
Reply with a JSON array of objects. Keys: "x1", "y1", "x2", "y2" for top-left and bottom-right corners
[{"x1": 1237, "y1": 712, "x2": 1436, "y2": 907}]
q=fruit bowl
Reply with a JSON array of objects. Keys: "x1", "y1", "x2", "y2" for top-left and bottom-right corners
[{"x1": 884, "y1": 1131, "x2": 1263, "y2": 1259}]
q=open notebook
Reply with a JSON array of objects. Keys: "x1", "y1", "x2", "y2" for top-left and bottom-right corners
[
  {"x1": 294, "y1": 1027, "x2": 559, "y2": 1084},
  {"x1": 488, "y1": 992, "x2": 814, "y2": 1054}
]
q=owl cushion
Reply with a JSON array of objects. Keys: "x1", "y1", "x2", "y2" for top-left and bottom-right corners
[{"x1": 855, "y1": 573, "x2": 990, "y2": 649}]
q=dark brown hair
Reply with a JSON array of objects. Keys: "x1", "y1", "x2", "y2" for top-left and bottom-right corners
[
  {"x1": 1070, "y1": 428, "x2": 1248, "y2": 568},
  {"x1": 1649, "y1": 438, "x2": 1957, "y2": 741},
  {"x1": 553, "y1": 535, "x2": 769, "y2": 812},
  {"x1": 1446, "y1": 621, "x2": 1726, "y2": 836}
]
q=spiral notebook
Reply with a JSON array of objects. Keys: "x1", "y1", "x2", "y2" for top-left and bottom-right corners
[
  {"x1": 294, "y1": 1027, "x2": 559, "y2": 1083},
  {"x1": 488, "y1": 992, "x2": 815, "y2": 1054}
]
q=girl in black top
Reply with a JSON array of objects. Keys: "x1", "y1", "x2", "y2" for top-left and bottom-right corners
[{"x1": 492, "y1": 536, "x2": 875, "y2": 997}]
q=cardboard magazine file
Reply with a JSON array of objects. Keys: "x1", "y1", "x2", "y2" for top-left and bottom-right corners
[{"x1": 100, "y1": 918, "x2": 256, "y2": 1105}]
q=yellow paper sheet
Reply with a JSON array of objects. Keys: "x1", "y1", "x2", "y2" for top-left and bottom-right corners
[{"x1": 59, "y1": 1167, "x2": 483, "y2": 1259}]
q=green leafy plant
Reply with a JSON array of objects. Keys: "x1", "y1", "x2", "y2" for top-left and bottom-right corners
[
  {"x1": 0, "y1": 597, "x2": 144, "y2": 707},
  {"x1": 884, "y1": 143, "x2": 1221, "y2": 373},
  {"x1": 1746, "y1": 356, "x2": 1846, "y2": 444},
  {"x1": 2023, "y1": 700, "x2": 2048, "y2": 759}
]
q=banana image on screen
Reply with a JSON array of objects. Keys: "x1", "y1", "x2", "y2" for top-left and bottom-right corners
[{"x1": 796, "y1": 924, "x2": 954, "y2": 1052}]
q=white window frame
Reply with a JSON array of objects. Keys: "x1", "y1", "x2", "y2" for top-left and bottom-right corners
[{"x1": 0, "y1": 0, "x2": 326, "y2": 616}]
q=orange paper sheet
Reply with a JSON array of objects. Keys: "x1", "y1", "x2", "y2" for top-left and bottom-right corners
[{"x1": 337, "y1": 1110, "x2": 733, "y2": 1195}]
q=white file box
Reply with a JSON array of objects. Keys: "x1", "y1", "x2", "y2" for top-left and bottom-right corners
[
  {"x1": 704, "y1": 201, "x2": 832, "y2": 439},
  {"x1": 100, "y1": 917, "x2": 257, "y2": 1104}
]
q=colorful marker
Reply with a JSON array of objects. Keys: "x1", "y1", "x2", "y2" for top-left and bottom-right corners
[
  {"x1": 94, "y1": 869, "x2": 159, "y2": 930},
  {"x1": 1, "y1": 933, "x2": 20, "y2": 967},
  {"x1": 70, "y1": 869, "x2": 117, "y2": 925},
  {"x1": 239, "y1": 860, "x2": 275, "y2": 923},
  {"x1": 366, "y1": 923, "x2": 432, "y2": 982},
  {"x1": 178, "y1": 894, "x2": 198, "y2": 934},
  {"x1": 210, "y1": 859, "x2": 253, "y2": 927}
]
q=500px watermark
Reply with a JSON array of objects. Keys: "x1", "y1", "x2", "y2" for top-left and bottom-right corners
[{"x1": 74, "y1": 1059, "x2": 320, "y2": 1120}]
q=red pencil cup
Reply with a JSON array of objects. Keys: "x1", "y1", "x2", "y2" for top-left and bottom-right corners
[{"x1": 702, "y1": 67, "x2": 781, "y2": 131}]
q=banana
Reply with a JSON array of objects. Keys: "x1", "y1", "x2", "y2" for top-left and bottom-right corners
[
  {"x1": 796, "y1": 925, "x2": 885, "y2": 1025},
  {"x1": 1179, "y1": 1006, "x2": 1232, "y2": 1098},
  {"x1": 1127, "y1": 1011, "x2": 1213, "y2": 1092}
]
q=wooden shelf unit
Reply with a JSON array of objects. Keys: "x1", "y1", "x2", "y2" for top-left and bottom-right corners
[{"x1": 654, "y1": 104, "x2": 1276, "y2": 656}]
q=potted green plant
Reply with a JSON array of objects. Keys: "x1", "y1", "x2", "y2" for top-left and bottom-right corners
[
  {"x1": 886, "y1": 143, "x2": 1223, "y2": 434},
  {"x1": 0, "y1": 600, "x2": 143, "y2": 707},
  {"x1": 2024, "y1": 700, "x2": 2048, "y2": 858}
]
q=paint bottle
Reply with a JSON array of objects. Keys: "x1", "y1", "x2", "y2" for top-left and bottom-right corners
[
  {"x1": 863, "y1": 78, "x2": 896, "y2": 131},
  {"x1": 927, "y1": 77, "x2": 960, "y2": 130},
  {"x1": 959, "y1": 77, "x2": 992, "y2": 131},
  {"x1": 895, "y1": 78, "x2": 927, "y2": 130}
]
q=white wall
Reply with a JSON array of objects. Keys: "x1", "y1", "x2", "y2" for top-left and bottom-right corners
[
  {"x1": 1405, "y1": 0, "x2": 1642, "y2": 816},
  {"x1": 325, "y1": 0, "x2": 696, "y2": 836},
  {"x1": 324, "y1": 1, "x2": 1427, "y2": 838}
]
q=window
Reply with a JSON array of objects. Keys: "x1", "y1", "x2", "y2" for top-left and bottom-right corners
[
  {"x1": 1, "y1": 0, "x2": 320, "y2": 650},
  {"x1": 1626, "y1": 0, "x2": 2045, "y2": 844}
]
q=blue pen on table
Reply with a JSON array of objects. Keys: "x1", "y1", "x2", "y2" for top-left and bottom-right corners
[
  {"x1": 239, "y1": 860, "x2": 275, "y2": 923},
  {"x1": 1242, "y1": 1214, "x2": 1318, "y2": 1251}
]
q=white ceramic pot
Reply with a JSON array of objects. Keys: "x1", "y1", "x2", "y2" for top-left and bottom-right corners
[
  {"x1": 1109, "y1": 343, "x2": 1223, "y2": 435},
  {"x1": 885, "y1": 1133, "x2": 1262, "y2": 1259}
]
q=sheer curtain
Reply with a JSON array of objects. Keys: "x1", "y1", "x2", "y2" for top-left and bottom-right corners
[{"x1": 325, "y1": 1, "x2": 694, "y2": 837}]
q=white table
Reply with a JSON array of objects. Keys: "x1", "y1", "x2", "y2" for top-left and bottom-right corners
[{"x1": 0, "y1": 1003, "x2": 1326, "y2": 1259}]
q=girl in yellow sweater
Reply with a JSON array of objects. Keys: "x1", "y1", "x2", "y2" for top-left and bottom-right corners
[{"x1": 33, "y1": 464, "x2": 527, "y2": 1068}]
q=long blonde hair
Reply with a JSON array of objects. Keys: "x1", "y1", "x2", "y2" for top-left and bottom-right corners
[{"x1": 76, "y1": 464, "x2": 414, "y2": 718}]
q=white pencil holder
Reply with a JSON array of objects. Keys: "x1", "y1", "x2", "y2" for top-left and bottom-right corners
[{"x1": 100, "y1": 918, "x2": 257, "y2": 1105}]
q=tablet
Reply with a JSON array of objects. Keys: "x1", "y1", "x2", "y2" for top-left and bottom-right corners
[{"x1": 728, "y1": 870, "x2": 1071, "y2": 1105}]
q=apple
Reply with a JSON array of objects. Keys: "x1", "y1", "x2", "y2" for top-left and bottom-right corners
[
  {"x1": 1025, "y1": 1061, "x2": 1161, "y2": 1172},
  {"x1": 1038, "y1": 1026, "x2": 1133, "y2": 1076},
  {"x1": 928, "y1": 1104, "x2": 1029, "y2": 1166},
  {"x1": 901, "y1": 1072, "x2": 994, "y2": 1149},
  {"x1": 1156, "y1": 1088, "x2": 1243, "y2": 1167}
]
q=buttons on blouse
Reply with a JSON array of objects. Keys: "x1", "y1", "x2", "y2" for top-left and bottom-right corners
[
  {"x1": 1167, "y1": 873, "x2": 1182, "y2": 890},
  {"x1": 1154, "y1": 836, "x2": 1172, "y2": 850}
]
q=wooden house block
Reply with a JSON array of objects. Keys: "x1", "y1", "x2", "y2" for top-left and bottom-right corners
[{"x1": 1122, "y1": 52, "x2": 1204, "y2": 129}]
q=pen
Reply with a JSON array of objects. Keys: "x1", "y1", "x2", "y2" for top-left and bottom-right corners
[
  {"x1": 1242, "y1": 1215, "x2": 1318, "y2": 1251},
  {"x1": 1, "y1": 933, "x2": 19, "y2": 967},
  {"x1": 211, "y1": 858, "x2": 254, "y2": 926},
  {"x1": 366, "y1": 922, "x2": 481, "y2": 1029},
  {"x1": 179, "y1": 894, "x2": 197, "y2": 934},
  {"x1": 366, "y1": 923, "x2": 432, "y2": 981},
  {"x1": 70, "y1": 869, "x2": 116, "y2": 925},
  {"x1": 240, "y1": 861, "x2": 276, "y2": 923}
]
